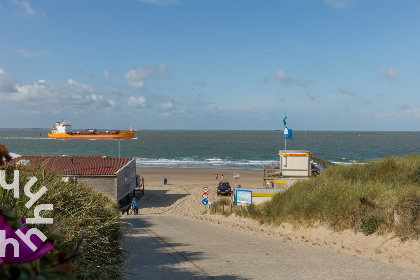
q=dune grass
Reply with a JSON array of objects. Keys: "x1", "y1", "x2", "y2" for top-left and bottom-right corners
[
  {"x1": 236, "y1": 155, "x2": 420, "y2": 240},
  {"x1": 0, "y1": 165, "x2": 124, "y2": 279}
]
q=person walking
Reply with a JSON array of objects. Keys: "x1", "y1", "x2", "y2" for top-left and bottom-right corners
[{"x1": 131, "y1": 197, "x2": 139, "y2": 215}]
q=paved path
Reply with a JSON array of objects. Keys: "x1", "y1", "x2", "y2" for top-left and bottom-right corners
[{"x1": 122, "y1": 215, "x2": 420, "y2": 280}]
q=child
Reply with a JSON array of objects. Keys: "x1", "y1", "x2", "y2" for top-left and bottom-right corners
[{"x1": 131, "y1": 197, "x2": 139, "y2": 215}]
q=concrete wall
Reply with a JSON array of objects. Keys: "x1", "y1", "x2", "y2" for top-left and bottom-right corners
[
  {"x1": 235, "y1": 188, "x2": 284, "y2": 205},
  {"x1": 116, "y1": 159, "x2": 137, "y2": 201},
  {"x1": 252, "y1": 196, "x2": 274, "y2": 205},
  {"x1": 77, "y1": 176, "x2": 117, "y2": 199}
]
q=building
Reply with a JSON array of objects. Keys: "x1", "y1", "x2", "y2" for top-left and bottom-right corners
[
  {"x1": 9, "y1": 155, "x2": 141, "y2": 206},
  {"x1": 263, "y1": 150, "x2": 319, "y2": 189},
  {"x1": 279, "y1": 150, "x2": 311, "y2": 177}
]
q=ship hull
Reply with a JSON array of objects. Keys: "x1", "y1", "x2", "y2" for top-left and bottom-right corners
[{"x1": 48, "y1": 131, "x2": 136, "y2": 140}]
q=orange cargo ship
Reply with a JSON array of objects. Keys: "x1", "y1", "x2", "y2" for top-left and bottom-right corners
[{"x1": 48, "y1": 121, "x2": 136, "y2": 140}]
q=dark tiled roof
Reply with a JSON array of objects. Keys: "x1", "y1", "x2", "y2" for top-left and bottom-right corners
[{"x1": 9, "y1": 156, "x2": 134, "y2": 176}]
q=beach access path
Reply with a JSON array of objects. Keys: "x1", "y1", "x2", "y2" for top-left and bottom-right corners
[
  {"x1": 122, "y1": 215, "x2": 420, "y2": 280},
  {"x1": 121, "y1": 168, "x2": 420, "y2": 279}
]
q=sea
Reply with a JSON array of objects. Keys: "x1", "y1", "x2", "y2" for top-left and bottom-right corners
[{"x1": 0, "y1": 129, "x2": 419, "y2": 170}]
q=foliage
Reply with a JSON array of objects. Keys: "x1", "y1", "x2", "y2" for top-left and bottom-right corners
[
  {"x1": 360, "y1": 217, "x2": 381, "y2": 236},
  {"x1": 243, "y1": 155, "x2": 420, "y2": 240},
  {"x1": 0, "y1": 209, "x2": 77, "y2": 280},
  {"x1": 210, "y1": 198, "x2": 234, "y2": 216},
  {"x1": 0, "y1": 165, "x2": 123, "y2": 279}
]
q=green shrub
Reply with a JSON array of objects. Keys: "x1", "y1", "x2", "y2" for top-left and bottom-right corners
[{"x1": 360, "y1": 217, "x2": 381, "y2": 236}]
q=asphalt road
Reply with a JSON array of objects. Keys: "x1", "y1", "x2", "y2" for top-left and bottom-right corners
[{"x1": 122, "y1": 215, "x2": 420, "y2": 280}]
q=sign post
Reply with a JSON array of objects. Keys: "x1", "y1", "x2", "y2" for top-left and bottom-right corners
[{"x1": 202, "y1": 187, "x2": 209, "y2": 210}]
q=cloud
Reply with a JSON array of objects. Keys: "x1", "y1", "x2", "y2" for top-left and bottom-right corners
[
  {"x1": 81, "y1": 69, "x2": 95, "y2": 79},
  {"x1": 102, "y1": 85, "x2": 122, "y2": 96},
  {"x1": 338, "y1": 88, "x2": 358, "y2": 96},
  {"x1": 192, "y1": 80, "x2": 207, "y2": 87},
  {"x1": 399, "y1": 102, "x2": 409, "y2": 110},
  {"x1": 125, "y1": 78, "x2": 144, "y2": 89},
  {"x1": 372, "y1": 107, "x2": 420, "y2": 121},
  {"x1": 0, "y1": 69, "x2": 18, "y2": 93},
  {"x1": 276, "y1": 70, "x2": 291, "y2": 82},
  {"x1": 135, "y1": 0, "x2": 179, "y2": 7},
  {"x1": 13, "y1": 0, "x2": 45, "y2": 17},
  {"x1": 128, "y1": 96, "x2": 146, "y2": 108},
  {"x1": 104, "y1": 69, "x2": 112, "y2": 79},
  {"x1": 378, "y1": 67, "x2": 397, "y2": 80},
  {"x1": 306, "y1": 93, "x2": 324, "y2": 102},
  {"x1": 160, "y1": 101, "x2": 173, "y2": 111},
  {"x1": 108, "y1": 100, "x2": 116, "y2": 107},
  {"x1": 11, "y1": 48, "x2": 48, "y2": 58},
  {"x1": 124, "y1": 63, "x2": 169, "y2": 89},
  {"x1": 276, "y1": 69, "x2": 311, "y2": 88},
  {"x1": 160, "y1": 101, "x2": 174, "y2": 117},
  {"x1": 0, "y1": 78, "x2": 110, "y2": 108},
  {"x1": 324, "y1": 0, "x2": 355, "y2": 9}
]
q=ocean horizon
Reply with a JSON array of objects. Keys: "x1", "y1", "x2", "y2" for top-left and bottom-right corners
[{"x1": 1, "y1": 129, "x2": 419, "y2": 170}]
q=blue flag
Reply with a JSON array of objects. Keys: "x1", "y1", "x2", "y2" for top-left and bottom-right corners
[{"x1": 284, "y1": 127, "x2": 293, "y2": 140}]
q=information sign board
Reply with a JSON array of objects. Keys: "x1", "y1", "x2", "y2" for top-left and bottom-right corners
[{"x1": 236, "y1": 190, "x2": 252, "y2": 205}]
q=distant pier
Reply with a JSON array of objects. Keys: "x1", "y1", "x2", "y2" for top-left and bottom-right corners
[{"x1": 311, "y1": 157, "x2": 336, "y2": 169}]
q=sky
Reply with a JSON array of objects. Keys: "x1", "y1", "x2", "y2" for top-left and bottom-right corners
[{"x1": 0, "y1": 0, "x2": 419, "y2": 131}]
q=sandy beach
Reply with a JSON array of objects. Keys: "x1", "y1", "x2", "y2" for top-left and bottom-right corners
[
  {"x1": 137, "y1": 167, "x2": 263, "y2": 187},
  {"x1": 136, "y1": 167, "x2": 420, "y2": 272}
]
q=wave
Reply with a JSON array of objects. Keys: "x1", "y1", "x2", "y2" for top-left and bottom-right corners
[
  {"x1": 135, "y1": 157, "x2": 274, "y2": 169},
  {"x1": 10, "y1": 152, "x2": 22, "y2": 159}
]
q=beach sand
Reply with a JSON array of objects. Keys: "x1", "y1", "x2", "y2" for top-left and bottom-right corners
[
  {"x1": 137, "y1": 167, "x2": 263, "y2": 187},
  {"x1": 136, "y1": 167, "x2": 420, "y2": 272}
]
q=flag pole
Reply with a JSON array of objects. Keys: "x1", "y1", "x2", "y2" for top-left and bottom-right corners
[
  {"x1": 284, "y1": 138, "x2": 287, "y2": 167},
  {"x1": 283, "y1": 113, "x2": 287, "y2": 167}
]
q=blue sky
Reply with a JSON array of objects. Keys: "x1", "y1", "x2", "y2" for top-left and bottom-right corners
[{"x1": 0, "y1": 0, "x2": 419, "y2": 131}]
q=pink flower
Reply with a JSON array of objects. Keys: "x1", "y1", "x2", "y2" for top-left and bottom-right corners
[{"x1": 0, "y1": 216, "x2": 52, "y2": 264}]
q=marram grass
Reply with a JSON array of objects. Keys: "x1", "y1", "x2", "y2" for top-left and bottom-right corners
[
  {"x1": 0, "y1": 165, "x2": 124, "y2": 279},
  {"x1": 245, "y1": 155, "x2": 420, "y2": 239}
]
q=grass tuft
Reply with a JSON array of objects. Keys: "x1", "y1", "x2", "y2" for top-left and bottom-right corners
[
  {"x1": 0, "y1": 165, "x2": 123, "y2": 279},
  {"x1": 245, "y1": 155, "x2": 420, "y2": 240}
]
